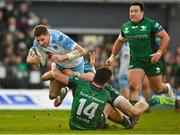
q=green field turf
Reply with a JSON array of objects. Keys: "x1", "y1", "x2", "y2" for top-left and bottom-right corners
[{"x1": 0, "y1": 109, "x2": 180, "y2": 134}]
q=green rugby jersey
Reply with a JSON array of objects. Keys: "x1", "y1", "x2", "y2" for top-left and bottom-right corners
[
  {"x1": 68, "y1": 77, "x2": 110, "y2": 130},
  {"x1": 120, "y1": 17, "x2": 163, "y2": 59}
]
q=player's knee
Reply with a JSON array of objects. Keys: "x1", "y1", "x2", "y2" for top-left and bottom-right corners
[
  {"x1": 129, "y1": 83, "x2": 139, "y2": 92},
  {"x1": 49, "y1": 94, "x2": 56, "y2": 100},
  {"x1": 152, "y1": 84, "x2": 163, "y2": 94},
  {"x1": 128, "y1": 110, "x2": 139, "y2": 117}
]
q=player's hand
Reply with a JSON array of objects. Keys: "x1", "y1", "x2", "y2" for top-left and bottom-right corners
[
  {"x1": 27, "y1": 54, "x2": 40, "y2": 65},
  {"x1": 51, "y1": 54, "x2": 66, "y2": 62},
  {"x1": 105, "y1": 55, "x2": 115, "y2": 66},
  {"x1": 150, "y1": 50, "x2": 162, "y2": 64},
  {"x1": 63, "y1": 69, "x2": 74, "y2": 76},
  {"x1": 89, "y1": 51, "x2": 95, "y2": 66}
]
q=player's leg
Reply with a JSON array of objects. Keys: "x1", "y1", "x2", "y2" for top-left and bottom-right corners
[
  {"x1": 128, "y1": 68, "x2": 145, "y2": 104},
  {"x1": 148, "y1": 75, "x2": 176, "y2": 104},
  {"x1": 114, "y1": 96, "x2": 148, "y2": 118},
  {"x1": 49, "y1": 79, "x2": 62, "y2": 100},
  {"x1": 145, "y1": 60, "x2": 175, "y2": 103},
  {"x1": 102, "y1": 103, "x2": 131, "y2": 129},
  {"x1": 143, "y1": 76, "x2": 152, "y2": 101},
  {"x1": 142, "y1": 76, "x2": 152, "y2": 112},
  {"x1": 41, "y1": 70, "x2": 69, "y2": 107},
  {"x1": 146, "y1": 95, "x2": 175, "y2": 106},
  {"x1": 41, "y1": 71, "x2": 53, "y2": 81}
]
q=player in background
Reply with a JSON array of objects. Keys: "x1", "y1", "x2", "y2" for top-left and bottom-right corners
[
  {"x1": 115, "y1": 42, "x2": 152, "y2": 104},
  {"x1": 106, "y1": 2, "x2": 175, "y2": 106},
  {"x1": 26, "y1": 24, "x2": 86, "y2": 106}
]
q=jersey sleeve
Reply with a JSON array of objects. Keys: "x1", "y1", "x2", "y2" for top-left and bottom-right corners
[
  {"x1": 118, "y1": 25, "x2": 126, "y2": 41},
  {"x1": 105, "y1": 83, "x2": 120, "y2": 104},
  {"x1": 151, "y1": 20, "x2": 164, "y2": 33},
  {"x1": 54, "y1": 30, "x2": 77, "y2": 51},
  {"x1": 68, "y1": 77, "x2": 79, "y2": 90}
]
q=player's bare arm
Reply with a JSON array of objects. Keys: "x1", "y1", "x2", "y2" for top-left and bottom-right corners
[
  {"x1": 151, "y1": 30, "x2": 170, "y2": 64},
  {"x1": 106, "y1": 38, "x2": 124, "y2": 66},
  {"x1": 51, "y1": 62, "x2": 69, "y2": 85},
  {"x1": 50, "y1": 44, "x2": 86, "y2": 62}
]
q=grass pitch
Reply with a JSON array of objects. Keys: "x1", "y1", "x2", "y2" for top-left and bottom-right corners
[{"x1": 0, "y1": 109, "x2": 180, "y2": 134}]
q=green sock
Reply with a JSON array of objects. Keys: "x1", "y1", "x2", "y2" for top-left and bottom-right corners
[
  {"x1": 129, "y1": 100, "x2": 138, "y2": 105},
  {"x1": 147, "y1": 96, "x2": 175, "y2": 106},
  {"x1": 147, "y1": 97, "x2": 160, "y2": 106},
  {"x1": 119, "y1": 116, "x2": 131, "y2": 128}
]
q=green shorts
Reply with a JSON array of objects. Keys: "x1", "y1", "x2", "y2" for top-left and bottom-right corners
[{"x1": 129, "y1": 57, "x2": 163, "y2": 76}]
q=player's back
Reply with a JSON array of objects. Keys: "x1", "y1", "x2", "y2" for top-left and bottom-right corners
[{"x1": 69, "y1": 78, "x2": 110, "y2": 130}]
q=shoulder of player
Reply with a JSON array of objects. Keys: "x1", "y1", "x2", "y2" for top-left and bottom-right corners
[
  {"x1": 48, "y1": 29, "x2": 61, "y2": 36},
  {"x1": 143, "y1": 17, "x2": 157, "y2": 25},
  {"x1": 122, "y1": 21, "x2": 131, "y2": 27},
  {"x1": 48, "y1": 29, "x2": 68, "y2": 41},
  {"x1": 69, "y1": 76, "x2": 88, "y2": 84}
]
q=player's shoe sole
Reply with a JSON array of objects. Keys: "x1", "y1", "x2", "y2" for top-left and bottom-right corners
[
  {"x1": 126, "y1": 116, "x2": 139, "y2": 129},
  {"x1": 166, "y1": 83, "x2": 176, "y2": 102}
]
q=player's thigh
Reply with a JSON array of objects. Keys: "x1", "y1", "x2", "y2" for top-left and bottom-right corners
[
  {"x1": 41, "y1": 71, "x2": 53, "y2": 81},
  {"x1": 120, "y1": 88, "x2": 129, "y2": 100},
  {"x1": 148, "y1": 75, "x2": 163, "y2": 92},
  {"x1": 49, "y1": 79, "x2": 61, "y2": 98},
  {"x1": 128, "y1": 68, "x2": 145, "y2": 88},
  {"x1": 114, "y1": 96, "x2": 135, "y2": 117},
  {"x1": 108, "y1": 106, "x2": 124, "y2": 123}
]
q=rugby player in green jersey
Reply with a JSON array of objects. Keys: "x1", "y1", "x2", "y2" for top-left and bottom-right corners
[
  {"x1": 51, "y1": 62, "x2": 149, "y2": 130},
  {"x1": 106, "y1": 2, "x2": 175, "y2": 106}
]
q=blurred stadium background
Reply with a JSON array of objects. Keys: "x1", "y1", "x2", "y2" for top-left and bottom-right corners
[{"x1": 0, "y1": 0, "x2": 180, "y2": 133}]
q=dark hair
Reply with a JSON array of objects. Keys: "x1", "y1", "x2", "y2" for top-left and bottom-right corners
[
  {"x1": 93, "y1": 66, "x2": 112, "y2": 85},
  {"x1": 33, "y1": 24, "x2": 48, "y2": 37},
  {"x1": 129, "y1": 2, "x2": 144, "y2": 11}
]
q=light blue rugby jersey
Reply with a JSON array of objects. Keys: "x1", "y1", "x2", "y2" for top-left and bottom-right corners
[
  {"x1": 118, "y1": 42, "x2": 130, "y2": 76},
  {"x1": 33, "y1": 29, "x2": 83, "y2": 68}
]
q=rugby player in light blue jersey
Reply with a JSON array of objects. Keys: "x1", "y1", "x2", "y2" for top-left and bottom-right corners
[{"x1": 27, "y1": 25, "x2": 86, "y2": 107}]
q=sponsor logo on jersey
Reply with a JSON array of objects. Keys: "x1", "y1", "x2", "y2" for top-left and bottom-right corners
[
  {"x1": 132, "y1": 26, "x2": 138, "y2": 29},
  {"x1": 126, "y1": 34, "x2": 148, "y2": 40},
  {"x1": 59, "y1": 35, "x2": 63, "y2": 41},
  {"x1": 124, "y1": 28, "x2": 129, "y2": 34},
  {"x1": 53, "y1": 45, "x2": 58, "y2": 50},
  {"x1": 140, "y1": 25, "x2": 147, "y2": 31}
]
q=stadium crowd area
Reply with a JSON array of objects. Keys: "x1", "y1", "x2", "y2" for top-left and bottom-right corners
[{"x1": 0, "y1": 1, "x2": 179, "y2": 91}]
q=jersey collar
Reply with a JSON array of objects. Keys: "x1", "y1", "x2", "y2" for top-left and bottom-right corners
[
  {"x1": 48, "y1": 33, "x2": 52, "y2": 47},
  {"x1": 91, "y1": 82, "x2": 105, "y2": 91},
  {"x1": 131, "y1": 17, "x2": 145, "y2": 25}
]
